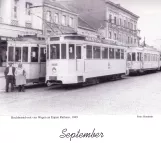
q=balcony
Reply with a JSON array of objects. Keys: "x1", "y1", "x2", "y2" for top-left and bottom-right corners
[
  {"x1": 25, "y1": 22, "x2": 32, "y2": 28},
  {"x1": 11, "y1": 19, "x2": 19, "y2": 26}
]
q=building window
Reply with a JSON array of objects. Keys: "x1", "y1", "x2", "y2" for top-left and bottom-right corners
[
  {"x1": 114, "y1": 33, "x2": 117, "y2": 40},
  {"x1": 131, "y1": 23, "x2": 133, "y2": 30},
  {"x1": 69, "y1": 17, "x2": 73, "y2": 27},
  {"x1": 46, "y1": 11, "x2": 51, "y2": 22},
  {"x1": 54, "y1": 13, "x2": 59, "y2": 24},
  {"x1": 114, "y1": 16, "x2": 116, "y2": 24},
  {"x1": 131, "y1": 38, "x2": 133, "y2": 44},
  {"x1": 128, "y1": 37, "x2": 130, "y2": 44},
  {"x1": 128, "y1": 22, "x2": 130, "y2": 29},
  {"x1": 109, "y1": 14, "x2": 112, "y2": 23},
  {"x1": 62, "y1": 15, "x2": 66, "y2": 26},
  {"x1": 134, "y1": 39, "x2": 136, "y2": 44},
  {"x1": 119, "y1": 19, "x2": 122, "y2": 26},
  {"x1": 124, "y1": 20, "x2": 126, "y2": 27},
  {"x1": 109, "y1": 31, "x2": 112, "y2": 39},
  {"x1": 13, "y1": 0, "x2": 18, "y2": 19},
  {"x1": 26, "y1": 2, "x2": 32, "y2": 15},
  {"x1": 134, "y1": 25, "x2": 136, "y2": 30}
]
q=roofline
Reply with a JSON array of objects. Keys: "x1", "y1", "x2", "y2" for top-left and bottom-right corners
[
  {"x1": 43, "y1": 3, "x2": 78, "y2": 16},
  {"x1": 105, "y1": 0, "x2": 139, "y2": 19},
  {"x1": 78, "y1": 26, "x2": 97, "y2": 33},
  {"x1": 78, "y1": 17, "x2": 97, "y2": 31}
]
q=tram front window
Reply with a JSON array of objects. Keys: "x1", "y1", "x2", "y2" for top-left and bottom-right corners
[
  {"x1": 15, "y1": 47, "x2": 21, "y2": 62},
  {"x1": 50, "y1": 44, "x2": 60, "y2": 59},
  {"x1": 47, "y1": 45, "x2": 49, "y2": 60},
  {"x1": 40, "y1": 47, "x2": 46, "y2": 62},
  {"x1": 8, "y1": 46, "x2": 14, "y2": 62},
  {"x1": 132, "y1": 53, "x2": 136, "y2": 61},
  {"x1": 61, "y1": 44, "x2": 66, "y2": 59},
  {"x1": 22, "y1": 47, "x2": 28, "y2": 62},
  {"x1": 93, "y1": 46, "x2": 101, "y2": 59},
  {"x1": 86, "y1": 45, "x2": 92, "y2": 59},
  {"x1": 127, "y1": 53, "x2": 131, "y2": 61},
  {"x1": 69, "y1": 44, "x2": 75, "y2": 59},
  {"x1": 31, "y1": 47, "x2": 39, "y2": 62}
]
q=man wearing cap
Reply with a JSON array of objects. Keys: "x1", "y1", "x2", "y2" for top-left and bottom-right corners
[{"x1": 4, "y1": 63, "x2": 16, "y2": 92}]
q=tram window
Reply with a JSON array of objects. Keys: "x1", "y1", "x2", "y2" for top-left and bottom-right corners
[
  {"x1": 137, "y1": 53, "x2": 139, "y2": 61},
  {"x1": 93, "y1": 46, "x2": 101, "y2": 59},
  {"x1": 102, "y1": 47, "x2": 108, "y2": 59},
  {"x1": 22, "y1": 47, "x2": 28, "y2": 62},
  {"x1": 109, "y1": 48, "x2": 114, "y2": 59},
  {"x1": 121, "y1": 49, "x2": 124, "y2": 59},
  {"x1": 47, "y1": 45, "x2": 49, "y2": 59},
  {"x1": 144, "y1": 54, "x2": 147, "y2": 61},
  {"x1": 132, "y1": 53, "x2": 136, "y2": 61},
  {"x1": 50, "y1": 44, "x2": 60, "y2": 59},
  {"x1": 15, "y1": 47, "x2": 21, "y2": 62},
  {"x1": 61, "y1": 44, "x2": 66, "y2": 59},
  {"x1": 69, "y1": 44, "x2": 75, "y2": 59},
  {"x1": 40, "y1": 47, "x2": 46, "y2": 62},
  {"x1": 31, "y1": 47, "x2": 39, "y2": 62},
  {"x1": 86, "y1": 45, "x2": 92, "y2": 59},
  {"x1": 127, "y1": 53, "x2": 131, "y2": 61},
  {"x1": 116, "y1": 49, "x2": 121, "y2": 59},
  {"x1": 8, "y1": 46, "x2": 14, "y2": 61},
  {"x1": 76, "y1": 46, "x2": 81, "y2": 59}
]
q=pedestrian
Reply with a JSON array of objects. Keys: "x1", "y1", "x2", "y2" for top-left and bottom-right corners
[
  {"x1": 15, "y1": 63, "x2": 26, "y2": 92},
  {"x1": 4, "y1": 62, "x2": 16, "y2": 92}
]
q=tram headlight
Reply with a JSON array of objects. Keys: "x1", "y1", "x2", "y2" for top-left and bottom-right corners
[{"x1": 52, "y1": 67, "x2": 57, "y2": 74}]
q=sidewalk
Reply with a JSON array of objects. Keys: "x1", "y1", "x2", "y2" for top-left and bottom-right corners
[{"x1": 0, "y1": 72, "x2": 5, "y2": 92}]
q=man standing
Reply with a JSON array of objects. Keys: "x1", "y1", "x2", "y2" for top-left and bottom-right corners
[{"x1": 4, "y1": 63, "x2": 15, "y2": 92}]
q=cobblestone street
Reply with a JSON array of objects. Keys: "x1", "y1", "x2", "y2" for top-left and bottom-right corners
[{"x1": 1, "y1": 72, "x2": 161, "y2": 116}]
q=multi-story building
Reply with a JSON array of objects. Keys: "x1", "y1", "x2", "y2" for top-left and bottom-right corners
[
  {"x1": 0, "y1": 0, "x2": 43, "y2": 68},
  {"x1": 61, "y1": 0, "x2": 141, "y2": 46},
  {"x1": 43, "y1": 0, "x2": 78, "y2": 37}
]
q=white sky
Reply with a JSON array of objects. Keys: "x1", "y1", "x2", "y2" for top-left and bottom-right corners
[{"x1": 58, "y1": 0, "x2": 161, "y2": 46}]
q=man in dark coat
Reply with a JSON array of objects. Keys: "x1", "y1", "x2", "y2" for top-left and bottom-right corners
[{"x1": 4, "y1": 63, "x2": 16, "y2": 92}]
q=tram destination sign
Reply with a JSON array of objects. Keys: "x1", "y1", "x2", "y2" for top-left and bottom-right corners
[{"x1": 85, "y1": 36, "x2": 122, "y2": 46}]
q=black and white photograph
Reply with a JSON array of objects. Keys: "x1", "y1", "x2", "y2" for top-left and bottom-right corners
[{"x1": 0, "y1": 0, "x2": 161, "y2": 142}]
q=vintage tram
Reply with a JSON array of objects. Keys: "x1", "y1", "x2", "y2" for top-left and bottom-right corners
[
  {"x1": 46, "y1": 35, "x2": 127, "y2": 85},
  {"x1": 127, "y1": 46, "x2": 160, "y2": 75},
  {"x1": 7, "y1": 35, "x2": 46, "y2": 84}
]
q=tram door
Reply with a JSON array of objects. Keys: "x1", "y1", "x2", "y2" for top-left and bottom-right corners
[
  {"x1": 76, "y1": 45, "x2": 84, "y2": 73},
  {"x1": 39, "y1": 46, "x2": 46, "y2": 79}
]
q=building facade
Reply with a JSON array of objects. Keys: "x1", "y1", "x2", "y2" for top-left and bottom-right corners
[
  {"x1": 105, "y1": 1, "x2": 141, "y2": 47},
  {"x1": 0, "y1": 0, "x2": 43, "y2": 68},
  {"x1": 43, "y1": 0, "x2": 78, "y2": 37},
  {"x1": 61, "y1": 0, "x2": 141, "y2": 46}
]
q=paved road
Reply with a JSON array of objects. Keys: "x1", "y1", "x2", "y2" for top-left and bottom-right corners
[{"x1": 1, "y1": 72, "x2": 161, "y2": 116}]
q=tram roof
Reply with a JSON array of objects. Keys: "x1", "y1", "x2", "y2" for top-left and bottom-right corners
[
  {"x1": 7, "y1": 36, "x2": 46, "y2": 45},
  {"x1": 49, "y1": 34, "x2": 127, "y2": 47}
]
